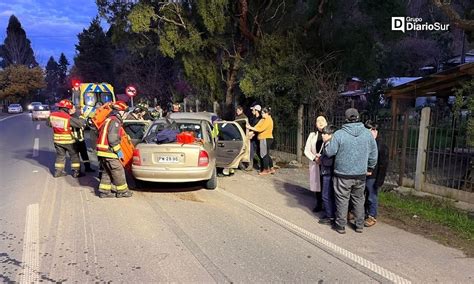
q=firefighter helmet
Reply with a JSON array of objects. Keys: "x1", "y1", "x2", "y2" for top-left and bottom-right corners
[
  {"x1": 112, "y1": 101, "x2": 128, "y2": 111},
  {"x1": 56, "y1": 99, "x2": 74, "y2": 109}
]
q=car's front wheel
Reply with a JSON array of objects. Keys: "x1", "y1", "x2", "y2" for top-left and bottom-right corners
[{"x1": 204, "y1": 168, "x2": 217, "y2": 190}]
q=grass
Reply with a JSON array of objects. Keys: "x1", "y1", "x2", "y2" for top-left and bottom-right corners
[{"x1": 378, "y1": 190, "x2": 474, "y2": 256}]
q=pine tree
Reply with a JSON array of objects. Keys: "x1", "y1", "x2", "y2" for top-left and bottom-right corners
[
  {"x1": 0, "y1": 15, "x2": 38, "y2": 68},
  {"x1": 45, "y1": 56, "x2": 59, "y2": 97},
  {"x1": 73, "y1": 17, "x2": 113, "y2": 83},
  {"x1": 58, "y1": 53, "x2": 69, "y2": 86}
]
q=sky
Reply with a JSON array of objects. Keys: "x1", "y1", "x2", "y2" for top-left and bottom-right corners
[{"x1": 0, "y1": 0, "x2": 101, "y2": 67}]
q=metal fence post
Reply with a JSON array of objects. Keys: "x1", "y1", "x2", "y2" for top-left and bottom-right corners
[
  {"x1": 399, "y1": 112, "x2": 409, "y2": 186},
  {"x1": 296, "y1": 104, "x2": 304, "y2": 163},
  {"x1": 415, "y1": 107, "x2": 431, "y2": 191}
]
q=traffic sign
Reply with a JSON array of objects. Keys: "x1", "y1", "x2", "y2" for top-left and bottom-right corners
[{"x1": 125, "y1": 85, "x2": 137, "y2": 97}]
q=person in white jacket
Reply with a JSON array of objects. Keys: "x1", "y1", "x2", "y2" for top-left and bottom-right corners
[{"x1": 304, "y1": 116, "x2": 328, "y2": 212}]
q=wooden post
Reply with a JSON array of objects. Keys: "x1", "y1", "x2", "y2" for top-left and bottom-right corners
[
  {"x1": 183, "y1": 98, "x2": 187, "y2": 112},
  {"x1": 415, "y1": 107, "x2": 431, "y2": 191},
  {"x1": 196, "y1": 99, "x2": 200, "y2": 112},
  {"x1": 399, "y1": 112, "x2": 409, "y2": 186},
  {"x1": 297, "y1": 104, "x2": 304, "y2": 163}
]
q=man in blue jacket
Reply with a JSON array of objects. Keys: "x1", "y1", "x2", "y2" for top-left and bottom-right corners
[{"x1": 325, "y1": 108, "x2": 378, "y2": 234}]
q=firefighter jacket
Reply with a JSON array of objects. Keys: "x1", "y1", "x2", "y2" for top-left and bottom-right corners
[
  {"x1": 71, "y1": 112, "x2": 86, "y2": 142},
  {"x1": 47, "y1": 109, "x2": 86, "y2": 144},
  {"x1": 96, "y1": 114, "x2": 125, "y2": 159}
]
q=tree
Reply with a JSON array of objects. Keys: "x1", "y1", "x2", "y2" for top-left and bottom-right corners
[
  {"x1": 431, "y1": 0, "x2": 474, "y2": 31},
  {"x1": 57, "y1": 53, "x2": 70, "y2": 98},
  {"x1": 0, "y1": 65, "x2": 45, "y2": 103},
  {"x1": 73, "y1": 17, "x2": 114, "y2": 83},
  {"x1": 45, "y1": 56, "x2": 59, "y2": 98},
  {"x1": 0, "y1": 15, "x2": 38, "y2": 68}
]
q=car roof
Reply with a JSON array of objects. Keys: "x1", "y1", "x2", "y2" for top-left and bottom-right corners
[{"x1": 169, "y1": 112, "x2": 218, "y2": 123}]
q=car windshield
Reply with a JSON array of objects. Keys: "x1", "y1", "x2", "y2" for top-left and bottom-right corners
[
  {"x1": 144, "y1": 120, "x2": 203, "y2": 143},
  {"x1": 10, "y1": 104, "x2": 20, "y2": 107}
]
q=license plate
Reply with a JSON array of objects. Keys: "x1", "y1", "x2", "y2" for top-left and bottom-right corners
[{"x1": 158, "y1": 156, "x2": 179, "y2": 163}]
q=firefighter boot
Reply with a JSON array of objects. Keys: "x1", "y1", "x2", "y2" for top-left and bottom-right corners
[
  {"x1": 85, "y1": 163, "x2": 95, "y2": 172},
  {"x1": 116, "y1": 190, "x2": 133, "y2": 198},
  {"x1": 54, "y1": 170, "x2": 67, "y2": 178},
  {"x1": 72, "y1": 170, "x2": 85, "y2": 178},
  {"x1": 99, "y1": 191, "x2": 115, "y2": 198}
]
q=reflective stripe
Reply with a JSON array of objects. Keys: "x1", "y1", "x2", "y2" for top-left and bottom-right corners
[
  {"x1": 99, "y1": 119, "x2": 113, "y2": 148},
  {"x1": 82, "y1": 160, "x2": 90, "y2": 163},
  {"x1": 55, "y1": 163, "x2": 65, "y2": 168},
  {"x1": 71, "y1": 163, "x2": 81, "y2": 168},
  {"x1": 99, "y1": 183, "x2": 112, "y2": 190},
  {"x1": 112, "y1": 144, "x2": 121, "y2": 152},
  {"x1": 97, "y1": 151, "x2": 118, "y2": 158},
  {"x1": 96, "y1": 143, "x2": 109, "y2": 151},
  {"x1": 116, "y1": 184, "x2": 128, "y2": 191},
  {"x1": 54, "y1": 140, "x2": 74, "y2": 145}
]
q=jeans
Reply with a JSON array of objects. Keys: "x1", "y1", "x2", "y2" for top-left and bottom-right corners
[
  {"x1": 321, "y1": 175, "x2": 335, "y2": 218},
  {"x1": 365, "y1": 178, "x2": 378, "y2": 217},
  {"x1": 262, "y1": 138, "x2": 274, "y2": 170},
  {"x1": 333, "y1": 177, "x2": 366, "y2": 229}
]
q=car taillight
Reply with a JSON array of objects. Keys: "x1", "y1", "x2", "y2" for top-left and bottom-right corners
[
  {"x1": 198, "y1": 150, "x2": 209, "y2": 167},
  {"x1": 132, "y1": 149, "x2": 141, "y2": 166}
]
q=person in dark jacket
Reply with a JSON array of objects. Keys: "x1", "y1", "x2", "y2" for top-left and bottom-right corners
[
  {"x1": 325, "y1": 108, "x2": 378, "y2": 234},
  {"x1": 363, "y1": 120, "x2": 389, "y2": 227},
  {"x1": 246, "y1": 104, "x2": 262, "y2": 171},
  {"x1": 72, "y1": 111, "x2": 94, "y2": 173},
  {"x1": 47, "y1": 99, "x2": 86, "y2": 178},
  {"x1": 318, "y1": 125, "x2": 337, "y2": 225}
]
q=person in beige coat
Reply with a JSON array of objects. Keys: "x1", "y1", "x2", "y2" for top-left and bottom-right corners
[{"x1": 304, "y1": 116, "x2": 328, "y2": 212}]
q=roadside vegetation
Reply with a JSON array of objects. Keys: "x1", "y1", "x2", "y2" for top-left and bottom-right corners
[{"x1": 379, "y1": 188, "x2": 474, "y2": 257}]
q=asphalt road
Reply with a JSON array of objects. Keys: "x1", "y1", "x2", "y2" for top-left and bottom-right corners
[{"x1": 0, "y1": 113, "x2": 472, "y2": 283}]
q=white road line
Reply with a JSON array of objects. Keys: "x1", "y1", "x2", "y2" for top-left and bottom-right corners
[
  {"x1": 220, "y1": 190, "x2": 412, "y2": 284},
  {"x1": 36, "y1": 124, "x2": 40, "y2": 130},
  {"x1": 0, "y1": 114, "x2": 23, "y2": 122},
  {"x1": 20, "y1": 203, "x2": 40, "y2": 284},
  {"x1": 33, "y1": 138, "x2": 39, "y2": 157}
]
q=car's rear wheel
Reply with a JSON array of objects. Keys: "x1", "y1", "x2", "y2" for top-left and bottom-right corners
[{"x1": 204, "y1": 168, "x2": 217, "y2": 190}]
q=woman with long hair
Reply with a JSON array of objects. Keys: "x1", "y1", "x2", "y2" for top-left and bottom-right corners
[
  {"x1": 304, "y1": 115, "x2": 328, "y2": 212},
  {"x1": 247, "y1": 107, "x2": 275, "y2": 175}
]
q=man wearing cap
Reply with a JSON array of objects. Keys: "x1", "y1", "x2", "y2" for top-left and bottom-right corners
[{"x1": 324, "y1": 108, "x2": 378, "y2": 234}]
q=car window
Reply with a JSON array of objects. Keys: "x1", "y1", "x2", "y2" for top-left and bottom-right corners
[
  {"x1": 33, "y1": 105, "x2": 49, "y2": 111},
  {"x1": 144, "y1": 121, "x2": 203, "y2": 142},
  {"x1": 217, "y1": 123, "x2": 242, "y2": 141},
  {"x1": 10, "y1": 104, "x2": 20, "y2": 107}
]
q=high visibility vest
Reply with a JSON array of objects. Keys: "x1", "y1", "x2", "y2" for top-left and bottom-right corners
[
  {"x1": 96, "y1": 116, "x2": 125, "y2": 158},
  {"x1": 49, "y1": 111, "x2": 74, "y2": 144}
]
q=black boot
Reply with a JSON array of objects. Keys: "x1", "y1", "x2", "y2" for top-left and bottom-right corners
[
  {"x1": 85, "y1": 163, "x2": 95, "y2": 172},
  {"x1": 72, "y1": 170, "x2": 85, "y2": 178},
  {"x1": 116, "y1": 190, "x2": 133, "y2": 198},
  {"x1": 99, "y1": 191, "x2": 115, "y2": 198},
  {"x1": 312, "y1": 192, "x2": 323, "y2": 212}
]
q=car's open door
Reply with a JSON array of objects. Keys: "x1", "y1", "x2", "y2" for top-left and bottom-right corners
[
  {"x1": 234, "y1": 118, "x2": 251, "y2": 163},
  {"x1": 214, "y1": 121, "x2": 248, "y2": 168},
  {"x1": 122, "y1": 120, "x2": 152, "y2": 146}
]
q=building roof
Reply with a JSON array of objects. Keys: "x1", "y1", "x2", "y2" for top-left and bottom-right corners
[{"x1": 385, "y1": 62, "x2": 474, "y2": 99}]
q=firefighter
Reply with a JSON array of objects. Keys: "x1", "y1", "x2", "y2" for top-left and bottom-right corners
[
  {"x1": 47, "y1": 99, "x2": 86, "y2": 178},
  {"x1": 72, "y1": 122, "x2": 95, "y2": 173},
  {"x1": 96, "y1": 101, "x2": 133, "y2": 198}
]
